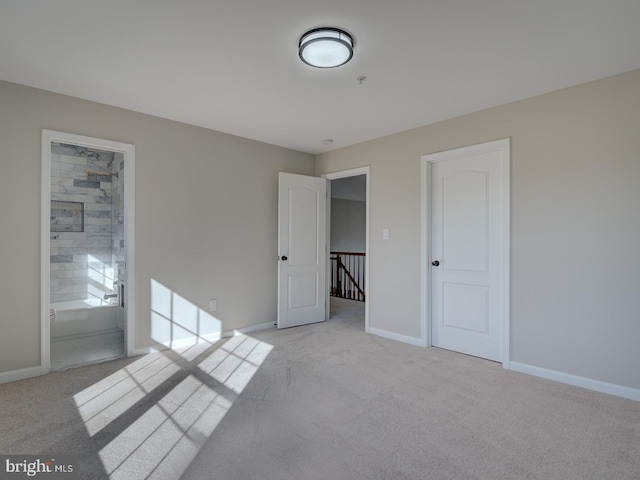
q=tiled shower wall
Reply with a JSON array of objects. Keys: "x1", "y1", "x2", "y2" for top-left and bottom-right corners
[{"x1": 50, "y1": 143, "x2": 116, "y2": 303}]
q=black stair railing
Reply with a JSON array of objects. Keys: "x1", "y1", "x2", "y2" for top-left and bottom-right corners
[{"x1": 330, "y1": 252, "x2": 365, "y2": 302}]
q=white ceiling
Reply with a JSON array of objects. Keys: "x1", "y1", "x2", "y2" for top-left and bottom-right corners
[{"x1": 1, "y1": 1, "x2": 639, "y2": 154}]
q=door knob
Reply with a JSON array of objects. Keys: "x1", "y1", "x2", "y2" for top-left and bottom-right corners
[
  {"x1": 431, "y1": 260, "x2": 440, "y2": 266},
  {"x1": 281, "y1": 256, "x2": 288, "y2": 261}
]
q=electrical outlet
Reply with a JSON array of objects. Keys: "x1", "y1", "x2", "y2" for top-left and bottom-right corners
[
  {"x1": 209, "y1": 298, "x2": 217, "y2": 312},
  {"x1": 383, "y1": 228, "x2": 390, "y2": 240}
]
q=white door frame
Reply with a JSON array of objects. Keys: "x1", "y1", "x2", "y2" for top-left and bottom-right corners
[
  {"x1": 41, "y1": 130, "x2": 136, "y2": 374},
  {"x1": 322, "y1": 166, "x2": 370, "y2": 333},
  {"x1": 420, "y1": 139, "x2": 510, "y2": 367}
]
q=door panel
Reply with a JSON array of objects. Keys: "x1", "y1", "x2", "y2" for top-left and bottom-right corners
[
  {"x1": 443, "y1": 170, "x2": 488, "y2": 273},
  {"x1": 431, "y1": 145, "x2": 506, "y2": 362},
  {"x1": 278, "y1": 173, "x2": 327, "y2": 328},
  {"x1": 288, "y1": 186, "x2": 320, "y2": 266},
  {"x1": 443, "y1": 283, "x2": 489, "y2": 333}
]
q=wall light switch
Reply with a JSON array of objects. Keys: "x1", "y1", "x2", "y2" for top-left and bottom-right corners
[
  {"x1": 383, "y1": 228, "x2": 390, "y2": 240},
  {"x1": 209, "y1": 298, "x2": 217, "y2": 311}
]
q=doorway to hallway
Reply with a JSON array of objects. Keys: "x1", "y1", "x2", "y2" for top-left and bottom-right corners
[{"x1": 324, "y1": 167, "x2": 370, "y2": 330}]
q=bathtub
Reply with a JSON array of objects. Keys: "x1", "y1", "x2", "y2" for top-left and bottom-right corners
[{"x1": 51, "y1": 298, "x2": 119, "y2": 340}]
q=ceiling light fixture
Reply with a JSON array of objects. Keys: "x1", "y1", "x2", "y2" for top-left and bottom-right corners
[{"x1": 298, "y1": 27, "x2": 354, "y2": 68}]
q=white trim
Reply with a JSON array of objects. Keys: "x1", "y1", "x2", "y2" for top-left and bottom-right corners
[
  {"x1": 131, "y1": 347, "x2": 154, "y2": 357},
  {"x1": 157, "y1": 334, "x2": 223, "y2": 350},
  {"x1": 367, "y1": 327, "x2": 423, "y2": 347},
  {"x1": 420, "y1": 138, "x2": 511, "y2": 367},
  {"x1": 41, "y1": 130, "x2": 136, "y2": 378},
  {"x1": 0, "y1": 366, "x2": 45, "y2": 385},
  {"x1": 510, "y1": 362, "x2": 640, "y2": 402},
  {"x1": 502, "y1": 141, "x2": 511, "y2": 369},
  {"x1": 130, "y1": 322, "x2": 276, "y2": 357},
  {"x1": 223, "y1": 321, "x2": 276, "y2": 337},
  {"x1": 41, "y1": 132, "x2": 52, "y2": 375},
  {"x1": 123, "y1": 144, "x2": 136, "y2": 359},
  {"x1": 322, "y1": 166, "x2": 371, "y2": 334},
  {"x1": 325, "y1": 179, "x2": 332, "y2": 322},
  {"x1": 419, "y1": 161, "x2": 431, "y2": 348}
]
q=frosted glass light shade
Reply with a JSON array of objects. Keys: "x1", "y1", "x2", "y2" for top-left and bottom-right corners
[{"x1": 299, "y1": 28, "x2": 354, "y2": 68}]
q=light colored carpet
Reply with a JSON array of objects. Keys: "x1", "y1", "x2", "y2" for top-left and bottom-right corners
[{"x1": 1, "y1": 297, "x2": 638, "y2": 479}]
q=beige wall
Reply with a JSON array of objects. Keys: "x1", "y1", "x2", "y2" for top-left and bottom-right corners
[
  {"x1": 316, "y1": 69, "x2": 640, "y2": 390},
  {"x1": 2, "y1": 69, "x2": 639, "y2": 391},
  {"x1": 330, "y1": 198, "x2": 366, "y2": 253},
  {"x1": 0, "y1": 81, "x2": 314, "y2": 373}
]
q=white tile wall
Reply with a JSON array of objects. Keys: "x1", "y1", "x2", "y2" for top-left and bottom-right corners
[{"x1": 50, "y1": 143, "x2": 117, "y2": 302}]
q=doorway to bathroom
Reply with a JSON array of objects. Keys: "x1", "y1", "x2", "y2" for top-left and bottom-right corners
[{"x1": 40, "y1": 130, "x2": 135, "y2": 372}]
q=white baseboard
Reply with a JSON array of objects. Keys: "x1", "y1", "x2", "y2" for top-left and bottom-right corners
[
  {"x1": 223, "y1": 321, "x2": 276, "y2": 338},
  {"x1": 129, "y1": 324, "x2": 275, "y2": 357},
  {"x1": 0, "y1": 366, "x2": 44, "y2": 384},
  {"x1": 3, "y1": 324, "x2": 273, "y2": 383},
  {"x1": 367, "y1": 327, "x2": 424, "y2": 347},
  {"x1": 164, "y1": 334, "x2": 223, "y2": 349},
  {"x1": 130, "y1": 346, "x2": 159, "y2": 356},
  {"x1": 510, "y1": 361, "x2": 640, "y2": 402}
]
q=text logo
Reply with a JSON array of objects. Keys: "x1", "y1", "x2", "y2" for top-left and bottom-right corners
[{"x1": 0, "y1": 456, "x2": 78, "y2": 479}]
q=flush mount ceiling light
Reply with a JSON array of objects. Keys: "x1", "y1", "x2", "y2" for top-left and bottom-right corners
[{"x1": 298, "y1": 27, "x2": 354, "y2": 68}]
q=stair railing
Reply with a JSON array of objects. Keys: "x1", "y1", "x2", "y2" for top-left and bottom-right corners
[{"x1": 330, "y1": 252, "x2": 365, "y2": 302}]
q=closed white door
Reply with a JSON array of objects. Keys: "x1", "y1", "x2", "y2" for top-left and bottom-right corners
[
  {"x1": 278, "y1": 172, "x2": 327, "y2": 329},
  {"x1": 430, "y1": 140, "x2": 508, "y2": 362}
]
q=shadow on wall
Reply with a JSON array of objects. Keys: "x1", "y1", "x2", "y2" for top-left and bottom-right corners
[{"x1": 72, "y1": 279, "x2": 273, "y2": 479}]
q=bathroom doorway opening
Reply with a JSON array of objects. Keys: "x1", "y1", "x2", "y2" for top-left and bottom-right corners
[{"x1": 41, "y1": 130, "x2": 135, "y2": 373}]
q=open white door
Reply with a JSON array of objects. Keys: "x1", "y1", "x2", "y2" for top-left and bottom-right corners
[{"x1": 278, "y1": 172, "x2": 327, "y2": 328}]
